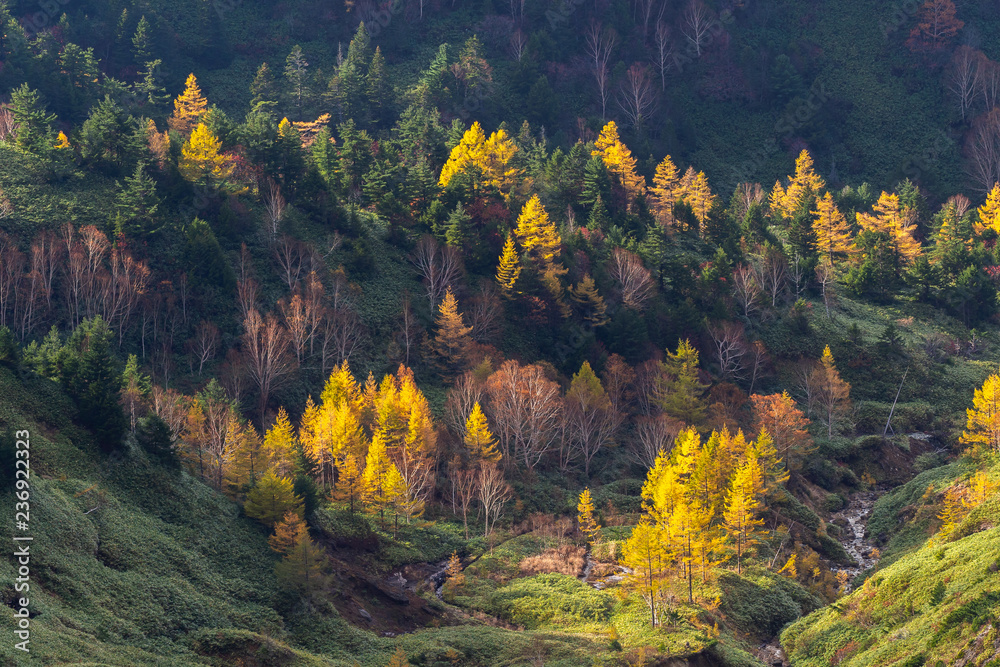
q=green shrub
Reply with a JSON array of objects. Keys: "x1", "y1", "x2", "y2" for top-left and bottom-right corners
[
  {"x1": 718, "y1": 571, "x2": 822, "y2": 639},
  {"x1": 822, "y1": 493, "x2": 847, "y2": 512},
  {"x1": 930, "y1": 580, "x2": 946, "y2": 605},
  {"x1": 485, "y1": 574, "x2": 613, "y2": 629}
]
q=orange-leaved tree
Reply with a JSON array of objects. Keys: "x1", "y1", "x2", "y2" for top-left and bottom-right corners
[{"x1": 168, "y1": 73, "x2": 208, "y2": 135}]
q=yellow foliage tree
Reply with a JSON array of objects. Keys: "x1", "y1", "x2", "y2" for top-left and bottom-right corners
[
  {"x1": 464, "y1": 402, "x2": 500, "y2": 461},
  {"x1": 269, "y1": 510, "x2": 308, "y2": 553},
  {"x1": 438, "y1": 121, "x2": 520, "y2": 198},
  {"x1": 273, "y1": 513, "x2": 327, "y2": 594},
  {"x1": 976, "y1": 184, "x2": 1000, "y2": 235},
  {"x1": 264, "y1": 407, "x2": 299, "y2": 477},
  {"x1": 960, "y1": 373, "x2": 1000, "y2": 453},
  {"x1": 168, "y1": 73, "x2": 209, "y2": 135},
  {"x1": 386, "y1": 647, "x2": 411, "y2": 667},
  {"x1": 515, "y1": 195, "x2": 561, "y2": 269},
  {"x1": 333, "y1": 453, "x2": 364, "y2": 513},
  {"x1": 495, "y1": 234, "x2": 521, "y2": 295},
  {"x1": 967, "y1": 470, "x2": 998, "y2": 506},
  {"x1": 179, "y1": 123, "x2": 233, "y2": 190},
  {"x1": 683, "y1": 171, "x2": 716, "y2": 226},
  {"x1": 430, "y1": 288, "x2": 473, "y2": 379},
  {"x1": 811, "y1": 192, "x2": 854, "y2": 262},
  {"x1": 228, "y1": 421, "x2": 265, "y2": 491},
  {"x1": 362, "y1": 433, "x2": 403, "y2": 525},
  {"x1": 723, "y1": 458, "x2": 764, "y2": 574},
  {"x1": 570, "y1": 274, "x2": 608, "y2": 325},
  {"x1": 593, "y1": 121, "x2": 645, "y2": 210},
  {"x1": 620, "y1": 518, "x2": 666, "y2": 628},
  {"x1": 577, "y1": 488, "x2": 601, "y2": 545},
  {"x1": 244, "y1": 470, "x2": 303, "y2": 528},
  {"x1": 650, "y1": 155, "x2": 682, "y2": 226},
  {"x1": 857, "y1": 191, "x2": 922, "y2": 263},
  {"x1": 771, "y1": 149, "x2": 825, "y2": 218}
]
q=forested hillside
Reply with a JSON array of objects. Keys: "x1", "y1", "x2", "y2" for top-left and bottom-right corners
[{"x1": 3, "y1": 0, "x2": 1000, "y2": 665}]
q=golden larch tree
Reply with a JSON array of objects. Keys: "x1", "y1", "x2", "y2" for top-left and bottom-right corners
[
  {"x1": 263, "y1": 406, "x2": 299, "y2": 477},
  {"x1": 723, "y1": 457, "x2": 764, "y2": 574},
  {"x1": 857, "y1": 191, "x2": 922, "y2": 263},
  {"x1": 333, "y1": 453, "x2": 364, "y2": 513},
  {"x1": 814, "y1": 346, "x2": 851, "y2": 438},
  {"x1": 269, "y1": 510, "x2": 307, "y2": 554},
  {"x1": 811, "y1": 192, "x2": 854, "y2": 263},
  {"x1": 960, "y1": 373, "x2": 1000, "y2": 453},
  {"x1": 620, "y1": 518, "x2": 665, "y2": 627},
  {"x1": 650, "y1": 155, "x2": 682, "y2": 226},
  {"x1": 386, "y1": 647, "x2": 411, "y2": 667},
  {"x1": 495, "y1": 233, "x2": 521, "y2": 295},
  {"x1": 749, "y1": 391, "x2": 813, "y2": 471},
  {"x1": 273, "y1": 512, "x2": 327, "y2": 594},
  {"x1": 906, "y1": 0, "x2": 963, "y2": 52},
  {"x1": 362, "y1": 433, "x2": 402, "y2": 525},
  {"x1": 179, "y1": 123, "x2": 233, "y2": 190},
  {"x1": 577, "y1": 487, "x2": 601, "y2": 545},
  {"x1": 168, "y1": 73, "x2": 209, "y2": 135},
  {"x1": 975, "y1": 183, "x2": 1000, "y2": 235},
  {"x1": 243, "y1": 470, "x2": 303, "y2": 528},
  {"x1": 430, "y1": 287, "x2": 473, "y2": 379},
  {"x1": 772, "y1": 149, "x2": 825, "y2": 218},
  {"x1": 464, "y1": 402, "x2": 501, "y2": 461},
  {"x1": 683, "y1": 171, "x2": 715, "y2": 226},
  {"x1": 593, "y1": 121, "x2": 646, "y2": 211},
  {"x1": 514, "y1": 195, "x2": 561, "y2": 268},
  {"x1": 438, "y1": 121, "x2": 520, "y2": 197}
]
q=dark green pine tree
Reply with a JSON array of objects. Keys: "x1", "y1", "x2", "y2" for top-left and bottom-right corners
[
  {"x1": 284, "y1": 45, "x2": 310, "y2": 120},
  {"x1": 184, "y1": 219, "x2": 236, "y2": 292},
  {"x1": 333, "y1": 23, "x2": 372, "y2": 124},
  {"x1": 405, "y1": 158, "x2": 439, "y2": 217},
  {"x1": 136, "y1": 414, "x2": 177, "y2": 466},
  {"x1": 787, "y1": 207, "x2": 818, "y2": 259},
  {"x1": 310, "y1": 126, "x2": 338, "y2": 188},
  {"x1": 57, "y1": 317, "x2": 127, "y2": 452},
  {"x1": 580, "y1": 156, "x2": 612, "y2": 210},
  {"x1": 587, "y1": 194, "x2": 610, "y2": 231},
  {"x1": 115, "y1": 162, "x2": 160, "y2": 240},
  {"x1": 79, "y1": 95, "x2": 144, "y2": 172},
  {"x1": 250, "y1": 62, "x2": 279, "y2": 108},
  {"x1": 367, "y1": 46, "x2": 389, "y2": 127},
  {"x1": 444, "y1": 202, "x2": 470, "y2": 247},
  {"x1": 134, "y1": 59, "x2": 170, "y2": 108},
  {"x1": 132, "y1": 15, "x2": 153, "y2": 65},
  {"x1": 9, "y1": 84, "x2": 57, "y2": 155},
  {"x1": 336, "y1": 119, "x2": 373, "y2": 196}
]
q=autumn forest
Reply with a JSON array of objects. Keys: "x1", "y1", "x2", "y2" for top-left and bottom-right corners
[{"x1": 4, "y1": 0, "x2": 1000, "y2": 665}]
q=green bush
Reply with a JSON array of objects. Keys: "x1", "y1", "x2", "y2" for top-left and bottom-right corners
[
  {"x1": 718, "y1": 571, "x2": 822, "y2": 640},
  {"x1": 485, "y1": 574, "x2": 613, "y2": 629}
]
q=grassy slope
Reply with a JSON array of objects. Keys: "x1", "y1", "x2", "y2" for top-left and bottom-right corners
[
  {"x1": 781, "y1": 458, "x2": 1000, "y2": 667},
  {"x1": 0, "y1": 364, "x2": 614, "y2": 666},
  {"x1": 0, "y1": 364, "x2": 346, "y2": 666}
]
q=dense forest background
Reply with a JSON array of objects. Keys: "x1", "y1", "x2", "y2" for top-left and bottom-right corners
[{"x1": 4, "y1": 0, "x2": 1000, "y2": 665}]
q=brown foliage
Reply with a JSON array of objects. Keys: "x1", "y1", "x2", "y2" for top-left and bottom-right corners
[{"x1": 519, "y1": 545, "x2": 587, "y2": 577}]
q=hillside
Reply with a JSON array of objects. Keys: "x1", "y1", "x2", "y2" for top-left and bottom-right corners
[{"x1": 6, "y1": 0, "x2": 1000, "y2": 664}]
